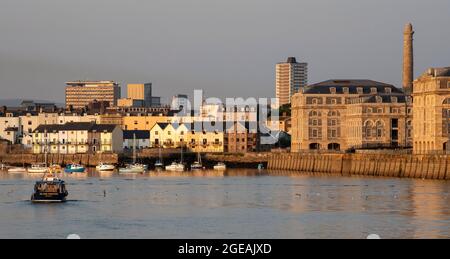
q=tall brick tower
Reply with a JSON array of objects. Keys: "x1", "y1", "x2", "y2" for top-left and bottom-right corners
[{"x1": 402, "y1": 23, "x2": 414, "y2": 94}]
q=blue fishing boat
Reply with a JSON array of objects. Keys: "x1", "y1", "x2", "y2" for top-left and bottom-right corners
[{"x1": 64, "y1": 164, "x2": 86, "y2": 173}]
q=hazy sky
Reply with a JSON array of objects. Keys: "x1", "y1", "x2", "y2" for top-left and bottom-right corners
[{"x1": 0, "y1": 0, "x2": 449, "y2": 103}]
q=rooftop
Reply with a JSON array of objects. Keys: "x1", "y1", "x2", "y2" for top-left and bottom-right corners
[{"x1": 303, "y1": 79, "x2": 404, "y2": 95}]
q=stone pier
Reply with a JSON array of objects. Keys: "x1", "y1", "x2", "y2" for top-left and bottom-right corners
[{"x1": 268, "y1": 153, "x2": 450, "y2": 180}]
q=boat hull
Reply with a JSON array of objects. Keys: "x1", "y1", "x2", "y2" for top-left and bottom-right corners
[
  {"x1": 165, "y1": 165, "x2": 185, "y2": 171},
  {"x1": 28, "y1": 169, "x2": 48, "y2": 174},
  {"x1": 8, "y1": 168, "x2": 27, "y2": 173},
  {"x1": 31, "y1": 193, "x2": 67, "y2": 203},
  {"x1": 64, "y1": 168, "x2": 85, "y2": 173},
  {"x1": 119, "y1": 168, "x2": 144, "y2": 174},
  {"x1": 64, "y1": 165, "x2": 85, "y2": 173},
  {"x1": 96, "y1": 165, "x2": 115, "y2": 171}
]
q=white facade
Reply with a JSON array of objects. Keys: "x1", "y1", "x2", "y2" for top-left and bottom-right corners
[{"x1": 0, "y1": 114, "x2": 21, "y2": 144}]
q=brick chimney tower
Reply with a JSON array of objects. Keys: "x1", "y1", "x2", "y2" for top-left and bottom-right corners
[{"x1": 402, "y1": 23, "x2": 414, "y2": 94}]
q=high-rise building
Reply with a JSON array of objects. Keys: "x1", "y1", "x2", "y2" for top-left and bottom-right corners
[
  {"x1": 402, "y1": 23, "x2": 414, "y2": 94},
  {"x1": 127, "y1": 83, "x2": 152, "y2": 103},
  {"x1": 65, "y1": 81, "x2": 121, "y2": 109},
  {"x1": 171, "y1": 94, "x2": 189, "y2": 112},
  {"x1": 276, "y1": 57, "x2": 308, "y2": 106}
]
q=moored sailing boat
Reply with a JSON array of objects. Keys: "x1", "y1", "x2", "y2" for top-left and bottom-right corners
[
  {"x1": 8, "y1": 150, "x2": 27, "y2": 173},
  {"x1": 165, "y1": 145, "x2": 185, "y2": 172},
  {"x1": 154, "y1": 146, "x2": 164, "y2": 170},
  {"x1": 119, "y1": 133, "x2": 146, "y2": 174},
  {"x1": 190, "y1": 152, "x2": 203, "y2": 170}
]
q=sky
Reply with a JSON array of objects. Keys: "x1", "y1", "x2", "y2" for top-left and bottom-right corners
[{"x1": 0, "y1": 0, "x2": 449, "y2": 103}]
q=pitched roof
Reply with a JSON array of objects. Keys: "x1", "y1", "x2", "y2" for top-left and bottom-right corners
[
  {"x1": 303, "y1": 80, "x2": 404, "y2": 95},
  {"x1": 34, "y1": 123, "x2": 117, "y2": 133},
  {"x1": 123, "y1": 130, "x2": 150, "y2": 139},
  {"x1": 154, "y1": 122, "x2": 170, "y2": 130},
  {"x1": 34, "y1": 124, "x2": 63, "y2": 133},
  {"x1": 91, "y1": 124, "x2": 117, "y2": 132}
]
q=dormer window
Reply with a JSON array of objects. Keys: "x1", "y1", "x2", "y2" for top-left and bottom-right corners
[
  {"x1": 392, "y1": 97, "x2": 398, "y2": 103},
  {"x1": 385, "y1": 87, "x2": 392, "y2": 94},
  {"x1": 371, "y1": 87, "x2": 377, "y2": 94},
  {"x1": 376, "y1": 96, "x2": 382, "y2": 103},
  {"x1": 330, "y1": 87, "x2": 336, "y2": 94},
  {"x1": 343, "y1": 87, "x2": 349, "y2": 94},
  {"x1": 357, "y1": 87, "x2": 363, "y2": 94}
]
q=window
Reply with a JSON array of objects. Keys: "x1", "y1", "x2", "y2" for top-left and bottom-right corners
[
  {"x1": 376, "y1": 121, "x2": 384, "y2": 138},
  {"x1": 357, "y1": 87, "x2": 363, "y2": 94},
  {"x1": 155, "y1": 131, "x2": 158, "y2": 135},
  {"x1": 330, "y1": 87, "x2": 336, "y2": 94},
  {"x1": 371, "y1": 87, "x2": 377, "y2": 94},
  {"x1": 392, "y1": 97, "x2": 398, "y2": 103},
  {"x1": 385, "y1": 87, "x2": 392, "y2": 94},
  {"x1": 343, "y1": 87, "x2": 349, "y2": 94}
]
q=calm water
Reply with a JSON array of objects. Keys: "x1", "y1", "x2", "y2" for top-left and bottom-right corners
[{"x1": 0, "y1": 168, "x2": 449, "y2": 239}]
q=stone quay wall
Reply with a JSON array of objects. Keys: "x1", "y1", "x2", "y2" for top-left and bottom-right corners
[
  {"x1": 0, "y1": 153, "x2": 118, "y2": 167},
  {"x1": 268, "y1": 153, "x2": 450, "y2": 180}
]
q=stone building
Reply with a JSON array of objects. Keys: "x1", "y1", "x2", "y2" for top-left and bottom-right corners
[
  {"x1": 412, "y1": 67, "x2": 450, "y2": 154},
  {"x1": 224, "y1": 122, "x2": 259, "y2": 153},
  {"x1": 291, "y1": 80, "x2": 412, "y2": 151}
]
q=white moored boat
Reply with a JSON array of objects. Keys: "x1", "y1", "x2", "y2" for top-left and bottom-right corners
[
  {"x1": 119, "y1": 133, "x2": 147, "y2": 174},
  {"x1": 165, "y1": 162, "x2": 185, "y2": 172},
  {"x1": 96, "y1": 163, "x2": 116, "y2": 172},
  {"x1": 119, "y1": 163, "x2": 146, "y2": 174},
  {"x1": 28, "y1": 163, "x2": 48, "y2": 174},
  {"x1": 0, "y1": 163, "x2": 8, "y2": 170},
  {"x1": 213, "y1": 162, "x2": 227, "y2": 171}
]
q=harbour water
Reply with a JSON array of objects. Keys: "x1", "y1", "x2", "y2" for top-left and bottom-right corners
[{"x1": 0, "y1": 168, "x2": 449, "y2": 239}]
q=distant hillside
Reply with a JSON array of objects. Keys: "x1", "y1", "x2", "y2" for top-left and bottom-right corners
[{"x1": 0, "y1": 99, "x2": 64, "y2": 107}]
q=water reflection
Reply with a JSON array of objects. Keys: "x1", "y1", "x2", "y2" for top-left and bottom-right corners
[{"x1": 0, "y1": 168, "x2": 448, "y2": 238}]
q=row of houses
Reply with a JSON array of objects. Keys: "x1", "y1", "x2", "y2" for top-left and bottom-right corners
[
  {"x1": 29, "y1": 121, "x2": 261, "y2": 154},
  {"x1": 1, "y1": 106, "x2": 277, "y2": 148}
]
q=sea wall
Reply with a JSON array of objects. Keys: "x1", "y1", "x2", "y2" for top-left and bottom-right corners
[
  {"x1": 268, "y1": 153, "x2": 450, "y2": 180},
  {"x1": 0, "y1": 153, "x2": 118, "y2": 167}
]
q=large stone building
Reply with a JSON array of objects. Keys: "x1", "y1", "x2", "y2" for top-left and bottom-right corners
[
  {"x1": 65, "y1": 81, "x2": 121, "y2": 109},
  {"x1": 276, "y1": 57, "x2": 308, "y2": 106},
  {"x1": 291, "y1": 80, "x2": 412, "y2": 151},
  {"x1": 412, "y1": 67, "x2": 450, "y2": 154}
]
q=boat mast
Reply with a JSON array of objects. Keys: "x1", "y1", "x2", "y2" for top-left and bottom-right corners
[
  {"x1": 133, "y1": 133, "x2": 136, "y2": 164},
  {"x1": 180, "y1": 144, "x2": 183, "y2": 164}
]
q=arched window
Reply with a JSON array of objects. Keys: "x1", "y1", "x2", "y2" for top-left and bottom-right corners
[{"x1": 309, "y1": 110, "x2": 321, "y2": 117}]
